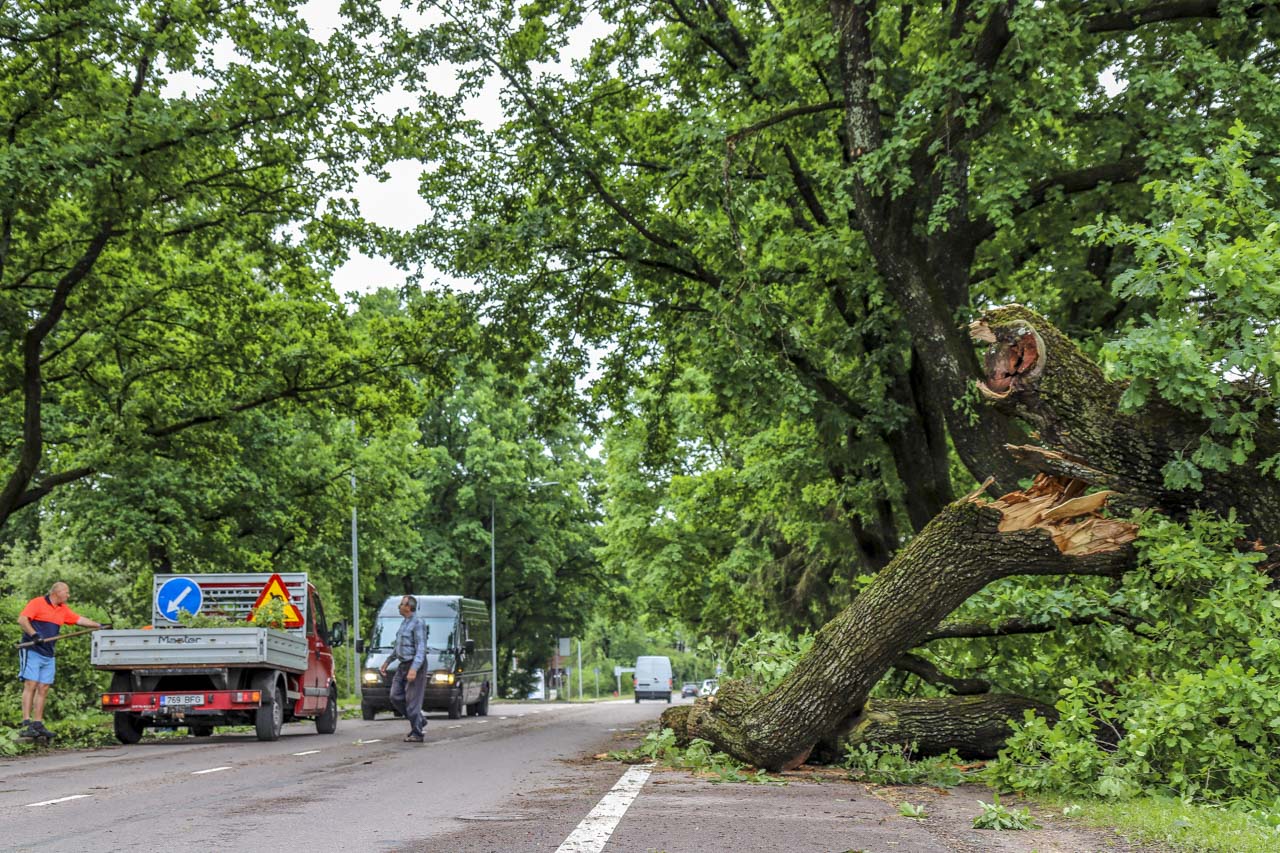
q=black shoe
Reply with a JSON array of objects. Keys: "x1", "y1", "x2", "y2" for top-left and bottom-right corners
[
  {"x1": 33, "y1": 721, "x2": 54, "y2": 738},
  {"x1": 19, "y1": 723, "x2": 42, "y2": 738},
  {"x1": 404, "y1": 733, "x2": 423, "y2": 742}
]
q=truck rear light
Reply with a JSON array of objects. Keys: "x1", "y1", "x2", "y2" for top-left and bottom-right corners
[
  {"x1": 102, "y1": 693, "x2": 129, "y2": 706},
  {"x1": 233, "y1": 691, "x2": 261, "y2": 704}
]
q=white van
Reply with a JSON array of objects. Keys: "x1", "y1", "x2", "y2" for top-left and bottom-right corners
[{"x1": 633, "y1": 655, "x2": 673, "y2": 703}]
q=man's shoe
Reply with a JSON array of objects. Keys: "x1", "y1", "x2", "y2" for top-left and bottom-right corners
[
  {"x1": 19, "y1": 723, "x2": 42, "y2": 738},
  {"x1": 33, "y1": 721, "x2": 54, "y2": 738},
  {"x1": 404, "y1": 734, "x2": 424, "y2": 742}
]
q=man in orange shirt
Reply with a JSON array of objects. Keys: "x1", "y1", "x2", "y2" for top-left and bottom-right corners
[{"x1": 17, "y1": 582, "x2": 102, "y2": 739}]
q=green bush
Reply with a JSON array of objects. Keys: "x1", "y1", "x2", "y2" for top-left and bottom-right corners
[
  {"x1": 988, "y1": 512, "x2": 1280, "y2": 806},
  {"x1": 842, "y1": 742, "x2": 966, "y2": 787}
]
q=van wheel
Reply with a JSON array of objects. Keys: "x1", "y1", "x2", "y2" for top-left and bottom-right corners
[
  {"x1": 316, "y1": 685, "x2": 339, "y2": 734},
  {"x1": 114, "y1": 712, "x2": 144, "y2": 744},
  {"x1": 361, "y1": 703, "x2": 376, "y2": 721},
  {"x1": 447, "y1": 692, "x2": 463, "y2": 719},
  {"x1": 666, "y1": 694, "x2": 672, "y2": 704},
  {"x1": 254, "y1": 676, "x2": 284, "y2": 741},
  {"x1": 634, "y1": 695, "x2": 640, "y2": 704},
  {"x1": 467, "y1": 690, "x2": 490, "y2": 717}
]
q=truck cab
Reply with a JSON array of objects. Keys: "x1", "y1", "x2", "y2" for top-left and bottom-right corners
[{"x1": 360, "y1": 595, "x2": 492, "y2": 720}]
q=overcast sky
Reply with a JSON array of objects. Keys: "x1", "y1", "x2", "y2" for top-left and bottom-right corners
[{"x1": 297, "y1": 1, "x2": 607, "y2": 301}]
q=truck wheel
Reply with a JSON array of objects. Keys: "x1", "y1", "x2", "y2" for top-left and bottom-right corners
[
  {"x1": 361, "y1": 703, "x2": 377, "y2": 721},
  {"x1": 114, "y1": 712, "x2": 144, "y2": 744},
  {"x1": 255, "y1": 680, "x2": 284, "y2": 741},
  {"x1": 447, "y1": 692, "x2": 463, "y2": 719},
  {"x1": 316, "y1": 685, "x2": 339, "y2": 735},
  {"x1": 189, "y1": 724, "x2": 214, "y2": 737},
  {"x1": 477, "y1": 690, "x2": 489, "y2": 717}
]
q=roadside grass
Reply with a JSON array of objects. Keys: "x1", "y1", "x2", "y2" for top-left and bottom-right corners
[{"x1": 1031, "y1": 794, "x2": 1280, "y2": 852}]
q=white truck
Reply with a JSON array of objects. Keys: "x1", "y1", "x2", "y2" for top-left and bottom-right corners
[{"x1": 92, "y1": 573, "x2": 340, "y2": 743}]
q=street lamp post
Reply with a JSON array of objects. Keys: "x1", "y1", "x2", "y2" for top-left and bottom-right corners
[
  {"x1": 351, "y1": 473, "x2": 360, "y2": 701},
  {"x1": 490, "y1": 479, "x2": 559, "y2": 701}
]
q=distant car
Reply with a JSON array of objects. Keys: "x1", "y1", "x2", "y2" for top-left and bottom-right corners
[
  {"x1": 698, "y1": 678, "x2": 718, "y2": 697},
  {"x1": 681, "y1": 682, "x2": 699, "y2": 698}
]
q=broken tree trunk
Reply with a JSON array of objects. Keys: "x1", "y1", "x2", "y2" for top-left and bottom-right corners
[
  {"x1": 972, "y1": 305, "x2": 1280, "y2": 540},
  {"x1": 815, "y1": 694, "x2": 1059, "y2": 761},
  {"x1": 687, "y1": 476, "x2": 1136, "y2": 770}
]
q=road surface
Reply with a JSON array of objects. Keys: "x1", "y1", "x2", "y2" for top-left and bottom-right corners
[{"x1": 0, "y1": 698, "x2": 671, "y2": 851}]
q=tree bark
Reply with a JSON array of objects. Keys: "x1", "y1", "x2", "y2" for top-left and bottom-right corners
[{"x1": 818, "y1": 695, "x2": 1058, "y2": 761}]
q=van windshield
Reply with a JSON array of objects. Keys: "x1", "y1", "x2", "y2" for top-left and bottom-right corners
[{"x1": 370, "y1": 617, "x2": 458, "y2": 652}]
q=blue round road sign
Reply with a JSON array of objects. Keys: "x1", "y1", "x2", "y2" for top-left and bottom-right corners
[{"x1": 156, "y1": 577, "x2": 203, "y2": 623}]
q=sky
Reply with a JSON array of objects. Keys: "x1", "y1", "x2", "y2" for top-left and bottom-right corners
[{"x1": 296, "y1": 1, "x2": 608, "y2": 301}]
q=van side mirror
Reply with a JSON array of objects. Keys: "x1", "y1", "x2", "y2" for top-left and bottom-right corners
[
  {"x1": 465, "y1": 638, "x2": 476, "y2": 655},
  {"x1": 330, "y1": 621, "x2": 347, "y2": 645}
]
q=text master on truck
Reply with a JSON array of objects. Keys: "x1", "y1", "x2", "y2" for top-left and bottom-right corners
[{"x1": 360, "y1": 595, "x2": 493, "y2": 720}]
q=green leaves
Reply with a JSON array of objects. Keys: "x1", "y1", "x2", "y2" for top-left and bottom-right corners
[{"x1": 1083, "y1": 124, "x2": 1280, "y2": 490}]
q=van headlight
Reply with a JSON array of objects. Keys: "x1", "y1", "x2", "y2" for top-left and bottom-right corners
[
  {"x1": 431, "y1": 671, "x2": 455, "y2": 685},
  {"x1": 362, "y1": 670, "x2": 381, "y2": 684}
]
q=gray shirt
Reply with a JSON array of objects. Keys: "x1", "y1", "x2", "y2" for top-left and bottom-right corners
[{"x1": 391, "y1": 616, "x2": 427, "y2": 672}]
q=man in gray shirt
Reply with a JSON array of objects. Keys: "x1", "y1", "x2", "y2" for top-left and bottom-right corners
[{"x1": 379, "y1": 595, "x2": 428, "y2": 742}]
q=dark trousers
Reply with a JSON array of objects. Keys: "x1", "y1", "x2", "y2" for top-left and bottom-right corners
[{"x1": 389, "y1": 666, "x2": 427, "y2": 736}]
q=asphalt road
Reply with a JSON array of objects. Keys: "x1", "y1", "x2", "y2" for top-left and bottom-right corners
[
  {"x1": 0, "y1": 698, "x2": 671, "y2": 852},
  {"x1": 1, "y1": 696, "x2": 1162, "y2": 853}
]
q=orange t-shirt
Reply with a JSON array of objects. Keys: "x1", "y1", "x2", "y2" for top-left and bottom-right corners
[{"x1": 20, "y1": 595, "x2": 81, "y2": 657}]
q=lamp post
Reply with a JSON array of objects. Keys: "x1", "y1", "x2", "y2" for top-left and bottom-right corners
[
  {"x1": 351, "y1": 472, "x2": 360, "y2": 701},
  {"x1": 490, "y1": 479, "x2": 558, "y2": 701}
]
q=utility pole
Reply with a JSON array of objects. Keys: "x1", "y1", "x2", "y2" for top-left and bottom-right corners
[
  {"x1": 490, "y1": 495, "x2": 498, "y2": 699},
  {"x1": 351, "y1": 472, "x2": 360, "y2": 700},
  {"x1": 577, "y1": 638, "x2": 583, "y2": 700}
]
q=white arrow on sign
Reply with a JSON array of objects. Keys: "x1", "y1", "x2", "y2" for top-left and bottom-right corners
[{"x1": 165, "y1": 585, "x2": 192, "y2": 615}]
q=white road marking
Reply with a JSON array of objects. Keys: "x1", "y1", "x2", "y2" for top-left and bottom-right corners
[
  {"x1": 293, "y1": 750, "x2": 321, "y2": 756},
  {"x1": 448, "y1": 725, "x2": 462, "y2": 729},
  {"x1": 26, "y1": 794, "x2": 89, "y2": 807},
  {"x1": 555, "y1": 764, "x2": 654, "y2": 853},
  {"x1": 355, "y1": 738, "x2": 382, "y2": 744},
  {"x1": 191, "y1": 766, "x2": 230, "y2": 775}
]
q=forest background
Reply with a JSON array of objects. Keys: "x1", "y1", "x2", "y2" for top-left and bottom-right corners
[{"x1": 2, "y1": 0, "x2": 1280, "y2": 827}]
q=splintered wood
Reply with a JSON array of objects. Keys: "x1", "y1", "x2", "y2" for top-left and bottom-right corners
[{"x1": 970, "y1": 473, "x2": 1138, "y2": 555}]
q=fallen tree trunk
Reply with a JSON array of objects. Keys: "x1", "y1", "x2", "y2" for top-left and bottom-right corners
[
  {"x1": 815, "y1": 695, "x2": 1058, "y2": 762},
  {"x1": 687, "y1": 476, "x2": 1136, "y2": 770}
]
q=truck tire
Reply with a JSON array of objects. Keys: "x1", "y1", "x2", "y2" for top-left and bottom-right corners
[
  {"x1": 189, "y1": 724, "x2": 214, "y2": 737},
  {"x1": 316, "y1": 685, "x2": 339, "y2": 734},
  {"x1": 254, "y1": 676, "x2": 284, "y2": 741},
  {"x1": 114, "y1": 712, "x2": 144, "y2": 744},
  {"x1": 361, "y1": 703, "x2": 377, "y2": 721},
  {"x1": 447, "y1": 691, "x2": 463, "y2": 719},
  {"x1": 477, "y1": 690, "x2": 489, "y2": 717}
]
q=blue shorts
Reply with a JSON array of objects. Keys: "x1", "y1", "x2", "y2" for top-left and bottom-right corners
[{"x1": 18, "y1": 651, "x2": 56, "y2": 684}]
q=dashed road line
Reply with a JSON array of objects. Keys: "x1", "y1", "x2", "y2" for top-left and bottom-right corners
[
  {"x1": 293, "y1": 750, "x2": 321, "y2": 756},
  {"x1": 355, "y1": 738, "x2": 382, "y2": 744},
  {"x1": 26, "y1": 794, "x2": 90, "y2": 807},
  {"x1": 191, "y1": 766, "x2": 231, "y2": 775},
  {"x1": 555, "y1": 764, "x2": 654, "y2": 853}
]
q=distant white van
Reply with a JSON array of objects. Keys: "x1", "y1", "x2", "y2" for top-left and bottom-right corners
[{"x1": 633, "y1": 655, "x2": 673, "y2": 703}]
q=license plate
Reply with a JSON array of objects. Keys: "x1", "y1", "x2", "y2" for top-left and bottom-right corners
[{"x1": 161, "y1": 694, "x2": 206, "y2": 706}]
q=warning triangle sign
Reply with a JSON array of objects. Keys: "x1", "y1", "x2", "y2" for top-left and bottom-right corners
[{"x1": 247, "y1": 573, "x2": 304, "y2": 628}]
